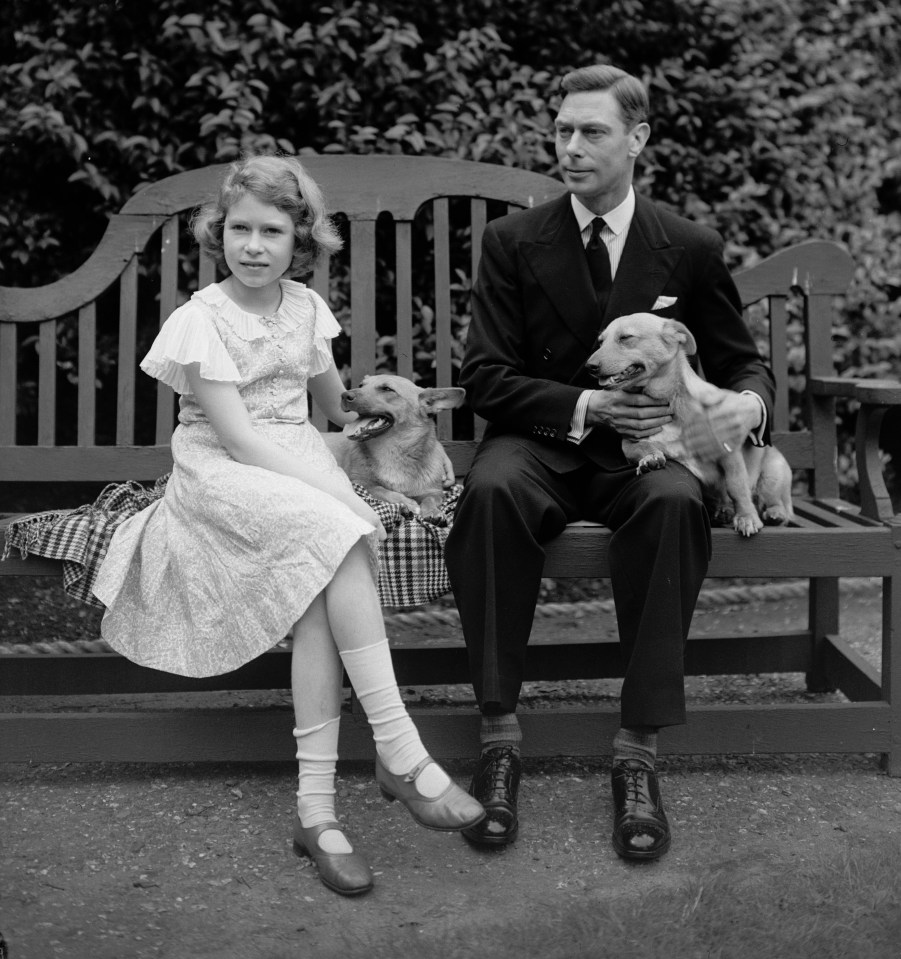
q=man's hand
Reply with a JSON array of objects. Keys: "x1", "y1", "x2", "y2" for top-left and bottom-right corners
[
  {"x1": 586, "y1": 389, "x2": 673, "y2": 440},
  {"x1": 683, "y1": 391, "x2": 762, "y2": 459}
]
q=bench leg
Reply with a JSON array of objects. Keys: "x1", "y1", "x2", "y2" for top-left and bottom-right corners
[
  {"x1": 881, "y1": 575, "x2": 901, "y2": 776},
  {"x1": 806, "y1": 577, "x2": 839, "y2": 693}
]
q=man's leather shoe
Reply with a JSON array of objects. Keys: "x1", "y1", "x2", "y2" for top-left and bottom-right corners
[
  {"x1": 461, "y1": 745, "x2": 521, "y2": 847},
  {"x1": 610, "y1": 759, "x2": 671, "y2": 861}
]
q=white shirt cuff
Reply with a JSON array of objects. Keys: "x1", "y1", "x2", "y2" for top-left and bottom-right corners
[
  {"x1": 742, "y1": 390, "x2": 767, "y2": 446},
  {"x1": 567, "y1": 390, "x2": 594, "y2": 444}
]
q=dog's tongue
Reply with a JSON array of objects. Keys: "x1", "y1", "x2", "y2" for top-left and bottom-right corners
[{"x1": 343, "y1": 416, "x2": 392, "y2": 441}]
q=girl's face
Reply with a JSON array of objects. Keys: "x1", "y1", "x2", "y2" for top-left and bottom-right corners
[{"x1": 222, "y1": 194, "x2": 296, "y2": 294}]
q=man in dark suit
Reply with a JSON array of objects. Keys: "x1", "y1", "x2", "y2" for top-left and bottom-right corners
[{"x1": 444, "y1": 64, "x2": 775, "y2": 860}]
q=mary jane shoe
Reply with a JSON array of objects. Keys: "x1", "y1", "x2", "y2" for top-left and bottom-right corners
[
  {"x1": 375, "y1": 756, "x2": 486, "y2": 832},
  {"x1": 292, "y1": 819, "x2": 374, "y2": 896}
]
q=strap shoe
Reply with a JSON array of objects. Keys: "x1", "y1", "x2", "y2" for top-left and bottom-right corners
[
  {"x1": 375, "y1": 756, "x2": 486, "y2": 832},
  {"x1": 610, "y1": 759, "x2": 671, "y2": 861},
  {"x1": 461, "y1": 745, "x2": 521, "y2": 847},
  {"x1": 293, "y1": 819, "x2": 374, "y2": 896}
]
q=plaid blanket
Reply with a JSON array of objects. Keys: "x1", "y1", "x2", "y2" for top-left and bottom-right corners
[{"x1": 2, "y1": 478, "x2": 461, "y2": 610}]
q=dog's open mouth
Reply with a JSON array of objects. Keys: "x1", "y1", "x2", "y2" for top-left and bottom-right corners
[
  {"x1": 595, "y1": 363, "x2": 644, "y2": 389},
  {"x1": 343, "y1": 415, "x2": 394, "y2": 441}
]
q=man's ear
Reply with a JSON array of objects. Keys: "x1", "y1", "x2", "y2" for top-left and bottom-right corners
[{"x1": 628, "y1": 121, "x2": 651, "y2": 158}]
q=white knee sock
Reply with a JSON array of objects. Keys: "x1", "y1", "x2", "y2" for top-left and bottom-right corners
[
  {"x1": 294, "y1": 718, "x2": 351, "y2": 854},
  {"x1": 339, "y1": 639, "x2": 449, "y2": 797}
]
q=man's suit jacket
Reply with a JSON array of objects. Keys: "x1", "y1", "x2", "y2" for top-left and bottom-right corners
[{"x1": 460, "y1": 191, "x2": 776, "y2": 471}]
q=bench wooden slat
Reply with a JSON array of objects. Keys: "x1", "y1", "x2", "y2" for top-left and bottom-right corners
[
  {"x1": 77, "y1": 304, "x2": 97, "y2": 445},
  {"x1": 768, "y1": 296, "x2": 791, "y2": 433},
  {"x1": 155, "y1": 217, "x2": 178, "y2": 444},
  {"x1": 198, "y1": 250, "x2": 216, "y2": 289},
  {"x1": 395, "y1": 220, "x2": 414, "y2": 381},
  {"x1": 433, "y1": 197, "x2": 454, "y2": 439},
  {"x1": 115, "y1": 257, "x2": 138, "y2": 445},
  {"x1": 0, "y1": 445, "x2": 174, "y2": 481},
  {"x1": 0, "y1": 322, "x2": 16, "y2": 444},
  {"x1": 308, "y1": 254, "x2": 331, "y2": 430},
  {"x1": 350, "y1": 219, "x2": 376, "y2": 385},
  {"x1": 0, "y1": 702, "x2": 889, "y2": 763},
  {"x1": 37, "y1": 321, "x2": 57, "y2": 445}
]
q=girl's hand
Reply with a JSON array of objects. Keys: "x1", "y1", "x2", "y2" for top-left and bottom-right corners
[{"x1": 440, "y1": 446, "x2": 456, "y2": 488}]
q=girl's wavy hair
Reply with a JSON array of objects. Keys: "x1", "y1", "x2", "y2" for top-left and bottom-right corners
[{"x1": 191, "y1": 154, "x2": 343, "y2": 277}]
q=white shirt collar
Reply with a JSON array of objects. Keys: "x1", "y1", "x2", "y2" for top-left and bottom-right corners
[{"x1": 570, "y1": 187, "x2": 635, "y2": 236}]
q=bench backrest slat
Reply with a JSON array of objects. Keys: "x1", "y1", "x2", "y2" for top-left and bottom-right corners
[
  {"x1": 116, "y1": 258, "x2": 139, "y2": 445},
  {"x1": 77, "y1": 303, "x2": 97, "y2": 446},
  {"x1": 0, "y1": 323, "x2": 16, "y2": 444},
  {"x1": 395, "y1": 220, "x2": 415, "y2": 382},
  {"x1": 349, "y1": 219, "x2": 377, "y2": 388},
  {"x1": 767, "y1": 297, "x2": 790, "y2": 434},
  {"x1": 155, "y1": 218, "x2": 179, "y2": 444},
  {"x1": 38, "y1": 321, "x2": 57, "y2": 446},
  {"x1": 432, "y1": 197, "x2": 454, "y2": 439}
]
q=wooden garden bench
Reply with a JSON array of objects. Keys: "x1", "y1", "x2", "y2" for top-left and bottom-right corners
[{"x1": 2, "y1": 156, "x2": 900, "y2": 769}]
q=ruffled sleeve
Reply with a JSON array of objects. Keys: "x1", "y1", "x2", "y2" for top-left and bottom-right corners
[
  {"x1": 307, "y1": 287, "x2": 342, "y2": 377},
  {"x1": 140, "y1": 298, "x2": 241, "y2": 395}
]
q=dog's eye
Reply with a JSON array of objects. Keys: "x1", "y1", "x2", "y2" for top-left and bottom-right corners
[
  {"x1": 618, "y1": 334, "x2": 635, "y2": 343},
  {"x1": 378, "y1": 385, "x2": 395, "y2": 393}
]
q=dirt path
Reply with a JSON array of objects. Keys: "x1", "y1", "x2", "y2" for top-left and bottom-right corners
[
  {"x1": 3, "y1": 754, "x2": 901, "y2": 959},
  {"x1": 2, "y1": 587, "x2": 899, "y2": 958}
]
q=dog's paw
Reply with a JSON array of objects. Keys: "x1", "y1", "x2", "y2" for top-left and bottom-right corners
[
  {"x1": 760, "y1": 505, "x2": 790, "y2": 526},
  {"x1": 420, "y1": 510, "x2": 448, "y2": 526},
  {"x1": 636, "y1": 452, "x2": 667, "y2": 474},
  {"x1": 711, "y1": 505, "x2": 735, "y2": 527},
  {"x1": 733, "y1": 512, "x2": 764, "y2": 537}
]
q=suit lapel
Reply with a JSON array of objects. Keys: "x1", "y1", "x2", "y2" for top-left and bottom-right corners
[
  {"x1": 603, "y1": 195, "x2": 685, "y2": 324},
  {"x1": 520, "y1": 196, "x2": 601, "y2": 353}
]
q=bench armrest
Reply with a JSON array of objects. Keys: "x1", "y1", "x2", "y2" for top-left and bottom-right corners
[
  {"x1": 809, "y1": 376, "x2": 901, "y2": 523},
  {"x1": 809, "y1": 375, "x2": 901, "y2": 404}
]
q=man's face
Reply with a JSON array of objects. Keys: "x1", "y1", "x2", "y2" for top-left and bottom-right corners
[{"x1": 554, "y1": 89, "x2": 649, "y2": 213}]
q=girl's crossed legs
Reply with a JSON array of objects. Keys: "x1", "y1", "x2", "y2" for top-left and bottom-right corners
[{"x1": 291, "y1": 539, "x2": 484, "y2": 894}]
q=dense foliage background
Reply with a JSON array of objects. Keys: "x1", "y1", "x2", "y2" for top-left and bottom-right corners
[{"x1": 1, "y1": 0, "x2": 900, "y2": 499}]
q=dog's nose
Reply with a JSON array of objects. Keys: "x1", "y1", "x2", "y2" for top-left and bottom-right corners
[{"x1": 584, "y1": 362, "x2": 598, "y2": 378}]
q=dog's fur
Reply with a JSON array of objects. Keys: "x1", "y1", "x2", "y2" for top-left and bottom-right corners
[
  {"x1": 324, "y1": 374, "x2": 465, "y2": 520},
  {"x1": 585, "y1": 312, "x2": 793, "y2": 536}
]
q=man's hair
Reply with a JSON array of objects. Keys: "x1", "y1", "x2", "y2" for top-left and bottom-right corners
[{"x1": 560, "y1": 65, "x2": 649, "y2": 129}]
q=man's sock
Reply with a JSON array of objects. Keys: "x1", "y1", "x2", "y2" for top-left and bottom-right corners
[
  {"x1": 613, "y1": 726, "x2": 658, "y2": 768},
  {"x1": 480, "y1": 711, "x2": 522, "y2": 755}
]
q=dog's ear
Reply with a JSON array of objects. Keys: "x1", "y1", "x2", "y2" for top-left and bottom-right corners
[
  {"x1": 419, "y1": 387, "x2": 466, "y2": 414},
  {"x1": 662, "y1": 320, "x2": 697, "y2": 357}
]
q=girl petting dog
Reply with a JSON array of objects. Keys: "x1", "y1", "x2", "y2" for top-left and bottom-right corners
[{"x1": 93, "y1": 154, "x2": 484, "y2": 896}]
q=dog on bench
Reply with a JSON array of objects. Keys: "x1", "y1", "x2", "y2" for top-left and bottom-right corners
[
  {"x1": 585, "y1": 312, "x2": 793, "y2": 536},
  {"x1": 324, "y1": 374, "x2": 465, "y2": 521}
]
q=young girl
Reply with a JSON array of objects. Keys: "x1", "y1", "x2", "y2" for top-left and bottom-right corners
[{"x1": 93, "y1": 155, "x2": 484, "y2": 897}]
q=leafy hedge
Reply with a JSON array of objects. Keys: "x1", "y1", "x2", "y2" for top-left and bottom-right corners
[{"x1": 2, "y1": 0, "x2": 900, "y2": 496}]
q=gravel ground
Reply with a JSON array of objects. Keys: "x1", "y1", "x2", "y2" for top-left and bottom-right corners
[{"x1": 2, "y1": 580, "x2": 899, "y2": 958}]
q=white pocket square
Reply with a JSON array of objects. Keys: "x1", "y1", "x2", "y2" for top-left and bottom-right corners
[{"x1": 652, "y1": 295, "x2": 677, "y2": 310}]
